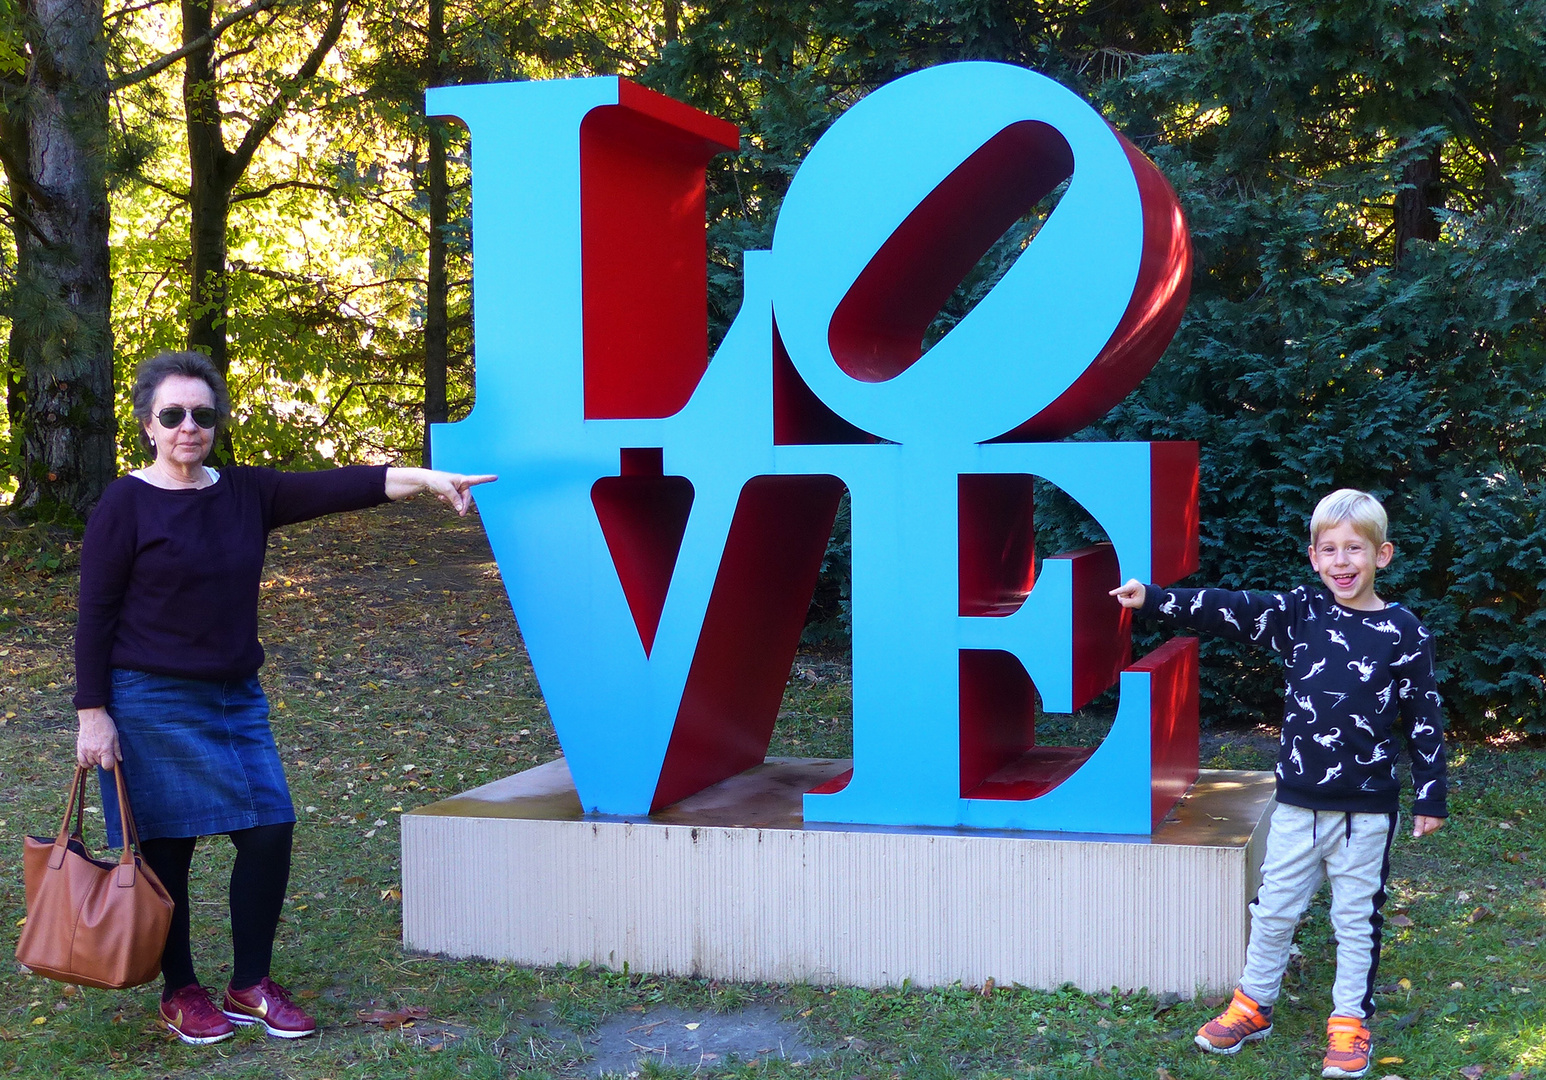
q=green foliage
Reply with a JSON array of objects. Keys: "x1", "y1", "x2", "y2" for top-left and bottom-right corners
[{"x1": 1088, "y1": 0, "x2": 1546, "y2": 733}]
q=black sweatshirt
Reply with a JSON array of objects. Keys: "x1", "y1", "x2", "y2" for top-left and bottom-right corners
[
  {"x1": 74, "y1": 465, "x2": 390, "y2": 709},
  {"x1": 1141, "y1": 584, "x2": 1448, "y2": 818}
]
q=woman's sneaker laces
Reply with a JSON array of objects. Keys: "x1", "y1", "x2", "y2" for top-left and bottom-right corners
[
  {"x1": 222, "y1": 976, "x2": 318, "y2": 1038},
  {"x1": 160, "y1": 984, "x2": 236, "y2": 1045}
]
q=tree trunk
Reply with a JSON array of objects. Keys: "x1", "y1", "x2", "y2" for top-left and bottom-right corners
[
  {"x1": 2, "y1": 0, "x2": 116, "y2": 521},
  {"x1": 420, "y1": 0, "x2": 447, "y2": 467},
  {"x1": 181, "y1": 0, "x2": 230, "y2": 377},
  {"x1": 1393, "y1": 141, "x2": 1442, "y2": 265}
]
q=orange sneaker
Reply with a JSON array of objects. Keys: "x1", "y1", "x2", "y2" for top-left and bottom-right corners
[
  {"x1": 1322, "y1": 1016, "x2": 1372, "y2": 1078},
  {"x1": 1194, "y1": 988, "x2": 1274, "y2": 1054}
]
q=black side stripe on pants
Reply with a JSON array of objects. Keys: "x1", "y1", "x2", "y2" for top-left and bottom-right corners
[{"x1": 1359, "y1": 812, "x2": 1400, "y2": 1019}]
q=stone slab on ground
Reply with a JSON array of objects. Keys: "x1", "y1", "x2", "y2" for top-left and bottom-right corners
[{"x1": 581, "y1": 1005, "x2": 822, "y2": 1076}]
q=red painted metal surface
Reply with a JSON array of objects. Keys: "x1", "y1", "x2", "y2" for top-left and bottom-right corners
[
  {"x1": 958, "y1": 649, "x2": 1039, "y2": 795},
  {"x1": 1000, "y1": 133, "x2": 1193, "y2": 440},
  {"x1": 1048, "y1": 543, "x2": 1132, "y2": 712},
  {"x1": 827, "y1": 121, "x2": 1074, "y2": 384},
  {"x1": 591, "y1": 451, "x2": 694, "y2": 657},
  {"x1": 1150, "y1": 441, "x2": 1200, "y2": 586},
  {"x1": 773, "y1": 319, "x2": 879, "y2": 445},
  {"x1": 957, "y1": 474, "x2": 1036, "y2": 617},
  {"x1": 1129, "y1": 636, "x2": 1201, "y2": 828},
  {"x1": 580, "y1": 81, "x2": 740, "y2": 419},
  {"x1": 651, "y1": 475, "x2": 847, "y2": 811},
  {"x1": 967, "y1": 745, "x2": 1098, "y2": 803}
]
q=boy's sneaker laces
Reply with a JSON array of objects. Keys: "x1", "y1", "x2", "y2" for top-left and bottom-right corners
[
  {"x1": 1194, "y1": 988, "x2": 1274, "y2": 1054},
  {"x1": 1322, "y1": 1016, "x2": 1372, "y2": 1078}
]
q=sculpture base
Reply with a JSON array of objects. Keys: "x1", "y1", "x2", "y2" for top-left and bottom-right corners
[{"x1": 402, "y1": 758, "x2": 1274, "y2": 994}]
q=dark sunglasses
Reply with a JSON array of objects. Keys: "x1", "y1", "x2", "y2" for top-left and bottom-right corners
[{"x1": 156, "y1": 406, "x2": 219, "y2": 429}]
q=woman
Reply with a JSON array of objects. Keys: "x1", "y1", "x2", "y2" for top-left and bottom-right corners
[{"x1": 73, "y1": 351, "x2": 494, "y2": 1045}]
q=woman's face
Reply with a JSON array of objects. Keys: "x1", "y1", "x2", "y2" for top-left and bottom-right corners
[{"x1": 145, "y1": 374, "x2": 217, "y2": 469}]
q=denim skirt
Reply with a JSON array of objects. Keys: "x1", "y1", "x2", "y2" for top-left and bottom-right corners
[{"x1": 98, "y1": 668, "x2": 295, "y2": 845}]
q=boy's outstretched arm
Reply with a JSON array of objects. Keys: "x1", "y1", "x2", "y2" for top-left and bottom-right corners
[{"x1": 1109, "y1": 578, "x2": 1298, "y2": 651}]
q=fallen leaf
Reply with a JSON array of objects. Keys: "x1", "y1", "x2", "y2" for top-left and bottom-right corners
[
  {"x1": 380, "y1": 888, "x2": 401, "y2": 902},
  {"x1": 343, "y1": 875, "x2": 367, "y2": 885},
  {"x1": 1378, "y1": 1057, "x2": 1404, "y2": 1064},
  {"x1": 1460, "y1": 1066, "x2": 1486, "y2": 1080},
  {"x1": 1450, "y1": 981, "x2": 1465, "y2": 989},
  {"x1": 357, "y1": 1005, "x2": 428, "y2": 1031},
  {"x1": 684, "y1": 1022, "x2": 700, "y2": 1030},
  {"x1": 1398, "y1": 978, "x2": 1412, "y2": 991},
  {"x1": 1387, "y1": 914, "x2": 1413, "y2": 927},
  {"x1": 1468, "y1": 905, "x2": 1495, "y2": 924},
  {"x1": 1156, "y1": 1069, "x2": 1178, "y2": 1080},
  {"x1": 30, "y1": 1017, "x2": 44, "y2": 1026}
]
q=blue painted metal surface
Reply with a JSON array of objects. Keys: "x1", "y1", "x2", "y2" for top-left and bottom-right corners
[{"x1": 429, "y1": 63, "x2": 1196, "y2": 834}]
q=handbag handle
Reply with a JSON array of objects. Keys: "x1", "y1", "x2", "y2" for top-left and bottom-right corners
[
  {"x1": 47, "y1": 765, "x2": 148, "y2": 887},
  {"x1": 46, "y1": 768, "x2": 89, "y2": 871}
]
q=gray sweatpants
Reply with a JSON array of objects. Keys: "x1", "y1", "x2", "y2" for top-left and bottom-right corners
[{"x1": 1239, "y1": 803, "x2": 1399, "y2": 1020}]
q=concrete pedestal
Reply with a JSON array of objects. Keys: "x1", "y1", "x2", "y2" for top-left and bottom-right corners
[{"x1": 402, "y1": 758, "x2": 1274, "y2": 994}]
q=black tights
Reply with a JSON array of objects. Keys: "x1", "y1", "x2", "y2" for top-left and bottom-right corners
[{"x1": 139, "y1": 822, "x2": 293, "y2": 999}]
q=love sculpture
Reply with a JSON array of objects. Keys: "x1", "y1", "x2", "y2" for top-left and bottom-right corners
[{"x1": 430, "y1": 62, "x2": 1201, "y2": 834}]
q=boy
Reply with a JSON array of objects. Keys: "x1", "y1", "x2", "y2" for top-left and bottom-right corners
[{"x1": 1111, "y1": 489, "x2": 1448, "y2": 1079}]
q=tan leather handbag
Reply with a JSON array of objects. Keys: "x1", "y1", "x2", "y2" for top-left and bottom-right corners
[{"x1": 16, "y1": 765, "x2": 174, "y2": 989}]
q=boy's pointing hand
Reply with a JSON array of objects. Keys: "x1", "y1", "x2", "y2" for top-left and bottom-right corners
[
  {"x1": 1110, "y1": 579, "x2": 1147, "y2": 609},
  {"x1": 1412, "y1": 815, "x2": 1445, "y2": 838}
]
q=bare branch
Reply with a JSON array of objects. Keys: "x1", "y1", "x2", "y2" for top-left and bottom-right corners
[
  {"x1": 229, "y1": 0, "x2": 349, "y2": 177},
  {"x1": 109, "y1": 0, "x2": 285, "y2": 91}
]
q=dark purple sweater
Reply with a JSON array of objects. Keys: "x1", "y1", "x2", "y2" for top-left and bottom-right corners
[{"x1": 73, "y1": 465, "x2": 389, "y2": 709}]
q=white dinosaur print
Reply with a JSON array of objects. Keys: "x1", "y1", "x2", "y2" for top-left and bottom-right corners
[
  {"x1": 1318, "y1": 763, "x2": 1344, "y2": 785},
  {"x1": 1189, "y1": 591, "x2": 1207, "y2": 615},
  {"x1": 1356, "y1": 741, "x2": 1390, "y2": 766},
  {"x1": 1312, "y1": 727, "x2": 1343, "y2": 750},
  {"x1": 1288, "y1": 736, "x2": 1305, "y2": 775},
  {"x1": 1159, "y1": 593, "x2": 1180, "y2": 616},
  {"x1": 1274, "y1": 593, "x2": 1287, "y2": 610},
  {"x1": 1417, "y1": 625, "x2": 1430, "y2": 640},
  {"x1": 1253, "y1": 610, "x2": 1272, "y2": 640},
  {"x1": 1410, "y1": 717, "x2": 1436, "y2": 737},
  {"x1": 1347, "y1": 657, "x2": 1376, "y2": 682},
  {"x1": 1292, "y1": 692, "x2": 1318, "y2": 724},
  {"x1": 1419, "y1": 744, "x2": 1443, "y2": 765},
  {"x1": 1360, "y1": 777, "x2": 1378, "y2": 791},
  {"x1": 1351, "y1": 714, "x2": 1375, "y2": 737},
  {"x1": 1304, "y1": 658, "x2": 1328, "y2": 679},
  {"x1": 1220, "y1": 608, "x2": 1242, "y2": 631},
  {"x1": 1292, "y1": 642, "x2": 1311, "y2": 662},
  {"x1": 1398, "y1": 678, "x2": 1414, "y2": 699},
  {"x1": 1376, "y1": 682, "x2": 1394, "y2": 711},
  {"x1": 1327, "y1": 628, "x2": 1350, "y2": 650},
  {"x1": 1415, "y1": 779, "x2": 1439, "y2": 802},
  {"x1": 1276, "y1": 761, "x2": 1285, "y2": 778},
  {"x1": 1425, "y1": 690, "x2": 1442, "y2": 708},
  {"x1": 1365, "y1": 619, "x2": 1402, "y2": 638},
  {"x1": 1324, "y1": 691, "x2": 1349, "y2": 709}
]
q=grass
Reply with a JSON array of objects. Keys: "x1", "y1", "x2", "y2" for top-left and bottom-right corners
[{"x1": 1, "y1": 499, "x2": 1542, "y2": 1078}]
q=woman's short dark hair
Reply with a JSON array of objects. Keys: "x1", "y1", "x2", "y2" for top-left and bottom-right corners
[{"x1": 131, "y1": 351, "x2": 231, "y2": 456}]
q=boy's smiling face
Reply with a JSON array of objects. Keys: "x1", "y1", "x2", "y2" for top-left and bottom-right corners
[{"x1": 1309, "y1": 520, "x2": 1394, "y2": 610}]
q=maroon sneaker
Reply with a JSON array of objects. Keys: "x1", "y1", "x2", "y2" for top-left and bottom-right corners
[
  {"x1": 222, "y1": 977, "x2": 318, "y2": 1038},
  {"x1": 160, "y1": 984, "x2": 236, "y2": 1045}
]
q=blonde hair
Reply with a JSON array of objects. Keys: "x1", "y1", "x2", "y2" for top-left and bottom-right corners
[{"x1": 1310, "y1": 489, "x2": 1388, "y2": 547}]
